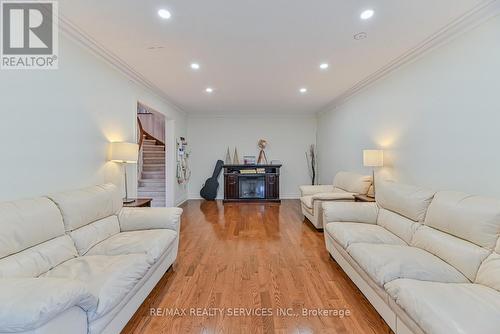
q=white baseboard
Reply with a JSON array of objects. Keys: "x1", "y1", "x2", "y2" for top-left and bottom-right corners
[{"x1": 175, "y1": 197, "x2": 188, "y2": 207}]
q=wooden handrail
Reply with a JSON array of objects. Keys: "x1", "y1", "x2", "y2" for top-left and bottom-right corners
[{"x1": 137, "y1": 117, "x2": 165, "y2": 148}]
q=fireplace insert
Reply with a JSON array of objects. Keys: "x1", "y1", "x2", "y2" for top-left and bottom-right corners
[{"x1": 239, "y1": 175, "x2": 265, "y2": 199}]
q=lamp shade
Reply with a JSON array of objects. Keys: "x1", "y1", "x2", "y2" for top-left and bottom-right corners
[
  {"x1": 363, "y1": 150, "x2": 384, "y2": 167},
  {"x1": 109, "y1": 142, "x2": 138, "y2": 163}
]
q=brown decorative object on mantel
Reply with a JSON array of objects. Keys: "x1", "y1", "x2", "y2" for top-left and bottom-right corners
[{"x1": 257, "y1": 139, "x2": 268, "y2": 164}]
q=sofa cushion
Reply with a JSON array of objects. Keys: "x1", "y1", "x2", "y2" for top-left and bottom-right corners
[
  {"x1": 299, "y1": 185, "x2": 335, "y2": 196},
  {"x1": 424, "y1": 191, "x2": 500, "y2": 250},
  {"x1": 376, "y1": 181, "x2": 435, "y2": 222},
  {"x1": 86, "y1": 229, "x2": 177, "y2": 264},
  {"x1": 377, "y1": 208, "x2": 421, "y2": 244},
  {"x1": 333, "y1": 171, "x2": 372, "y2": 194},
  {"x1": 476, "y1": 238, "x2": 500, "y2": 292},
  {"x1": 323, "y1": 202, "x2": 379, "y2": 225},
  {"x1": 476, "y1": 252, "x2": 500, "y2": 292},
  {"x1": 411, "y1": 226, "x2": 490, "y2": 281},
  {"x1": 48, "y1": 184, "x2": 122, "y2": 232},
  {"x1": 348, "y1": 244, "x2": 468, "y2": 287},
  {"x1": 325, "y1": 222, "x2": 406, "y2": 250},
  {"x1": 385, "y1": 279, "x2": 500, "y2": 334},
  {"x1": 0, "y1": 278, "x2": 96, "y2": 333},
  {"x1": 0, "y1": 235, "x2": 77, "y2": 278},
  {"x1": 69, "y1": 216, "x2": 121, "y2": 255},
  {"x1": 43, "y1": 254, "x2": 150, "y2": 321},
  {"x1": 0, "y1": 198, "x2": 66, "y2": 259}
]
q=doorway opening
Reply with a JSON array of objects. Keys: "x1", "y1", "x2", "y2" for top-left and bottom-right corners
[{"x1": 137, "y1": 102, "x2": 166, "y2": 207}]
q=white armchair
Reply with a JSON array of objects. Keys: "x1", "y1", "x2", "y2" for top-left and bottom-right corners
[{"x1": 299, "y1": 171, "x2": 372, "y2": 229}]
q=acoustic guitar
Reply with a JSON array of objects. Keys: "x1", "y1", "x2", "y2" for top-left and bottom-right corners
[{"x1": 200, "y1": 160, "x2": 225, "y2": 201}]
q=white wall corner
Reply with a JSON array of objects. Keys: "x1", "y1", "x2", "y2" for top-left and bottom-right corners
[{"x1": 318, "y1": 0, "x2": 500, "y2": 116}]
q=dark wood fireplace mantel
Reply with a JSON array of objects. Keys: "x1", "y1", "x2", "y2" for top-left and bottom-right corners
[{"x1": 223, "y1": 164, "x2": 281, "y2": 203}]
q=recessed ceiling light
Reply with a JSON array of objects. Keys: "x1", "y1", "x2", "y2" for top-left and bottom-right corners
[
  {"x1": 191, "y1": 63, "x2": 200, "y2": 70},
  {"x1": 158, "y1": 9, "x2": 171, "y2": 19},
  {"x1": 205, "y1": 87, "x2": 214, "y2": 93},
  {"x1": 360, "y1": 9, "x2": 375, "y2": 20},
  {"x1": 320, "y1": 63, "x2": 329, "y2": 70},
  {"x1": 299, "y1": 88, "x2": 308, "y2": 94}
]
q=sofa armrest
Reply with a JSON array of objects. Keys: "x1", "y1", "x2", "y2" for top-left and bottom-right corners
[
  {"x1": 299, "y1": 185, "x2": 335, "y2": 196},
  {"x1": 118, "y1": 207, "x2": 183, "y2": 232},
  {"x1": 323, "y1": 202, "x2": 379, "y2": 225},
  {"x1": 0, "y1": 278, "x2": 96, "y2": 333}
]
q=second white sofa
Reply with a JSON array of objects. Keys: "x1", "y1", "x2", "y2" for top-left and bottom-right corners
[
  {"x1": 299, "y1": 171, "x2": 372, "y2": 229},
  {"x1": 0, "y1": 184, "x2": 183, "y2": 334},
  {"x1": 323, "y1": 181, "x2": 500, "y2": 334}
]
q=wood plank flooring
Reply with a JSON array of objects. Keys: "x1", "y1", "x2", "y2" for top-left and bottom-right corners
[{"x1": 122, "y1": 200, "x2": 391, "y2": 334}]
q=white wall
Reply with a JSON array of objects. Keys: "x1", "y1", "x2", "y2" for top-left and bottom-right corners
[
  {"x1": 187, "y1": 115, "x2": 317, "y2": 199},
  {"x1": 317, "y1": 16, "x2": 500, "y2": 197},
  {"x1": 0, "y1": 33, "x2": 188, "y2": 205}
]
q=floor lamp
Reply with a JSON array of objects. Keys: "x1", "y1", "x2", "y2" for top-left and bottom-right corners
[
  {"x1": 109, "y1": 142, "x2": 139, "y2": 203},
  {"x1": 363, "y1": 150, "x2": 384, "y2": 198}
]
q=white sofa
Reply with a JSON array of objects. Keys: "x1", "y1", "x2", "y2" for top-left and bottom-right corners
[
  {"x1": 0, "y1": 184, "x2": 183, "y2": 334},
  {"x1": 299, "y1": 171, "x2": 372, "y2": 229},
  {"x1": 323, "y1": 181, "x2": 500, "y2": 334}
]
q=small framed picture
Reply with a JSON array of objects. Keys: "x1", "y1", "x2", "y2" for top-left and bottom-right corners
[{"x1": 243, "y1": 156, "x2": 256, "y2": 165}]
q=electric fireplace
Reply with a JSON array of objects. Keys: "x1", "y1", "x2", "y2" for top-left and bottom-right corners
[{"x1": 223, "y1": 164, "x2": 281, "y2": 203}]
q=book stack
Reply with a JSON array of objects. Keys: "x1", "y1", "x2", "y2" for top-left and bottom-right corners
[{"x1": 240, "y1": 169, "x2": 257, "y2": 174}]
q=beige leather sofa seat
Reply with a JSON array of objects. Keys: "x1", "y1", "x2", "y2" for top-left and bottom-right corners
[
  {"x1": 43, "y1": 254, "x2": 150, "y2": 321},
  {"x1": 386, "y1": 279, "x2": 500, "y2": 334},
  {"x1": 326, "y1": 223, "x2": 406, "y2": 249},
  {"x1": 299, "y1": 171, "x2": 372, "y2": 229},
  {"x1": 86, "y1": 229, "x2": 177, "y2": 264},
  {"x1": 348, "y1": 243, "x2": 468, "y2": 287}
]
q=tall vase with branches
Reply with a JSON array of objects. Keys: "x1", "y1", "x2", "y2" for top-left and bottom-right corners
[{"x1": 306, "y1": 144, "x2": 317, "y2": 185}]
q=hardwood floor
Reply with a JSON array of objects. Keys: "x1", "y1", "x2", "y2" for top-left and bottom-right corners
[{"x1": 122, "y1": 200, "x2": 391, "y2": 334}]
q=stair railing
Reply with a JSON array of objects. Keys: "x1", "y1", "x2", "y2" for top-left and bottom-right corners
[{"x1": 136, "y1": 117, "x2": 166, "y2": 183}]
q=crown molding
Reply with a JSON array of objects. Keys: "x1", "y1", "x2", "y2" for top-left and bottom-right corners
[
  {"x1": 318, "y1": 0, "x2": 500, "y2": 116},
  {"x1": 57, "y1": 14, "x2": 187, "y2": 114},
  {"x1": 187, "y1": 111, "x2": 316, "y2": 119}
]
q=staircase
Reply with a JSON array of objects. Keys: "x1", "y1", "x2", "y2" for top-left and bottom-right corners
[{"x1": 138, "y1": 136, "x2": 166, "y2": 207}]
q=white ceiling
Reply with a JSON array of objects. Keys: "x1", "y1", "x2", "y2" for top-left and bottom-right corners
[{"x1": 59, "y1": 0, "x2": 485, "y2": 115}]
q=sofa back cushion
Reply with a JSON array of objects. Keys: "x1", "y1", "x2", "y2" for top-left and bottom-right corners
[
  {"x1": 411, "y1": 226, "x2": 490, "y2": 281},
  {"x1": 377, "y1": 209, "x2": 420, "y2": 244},
  {"x1": 333, "y1": 171, "x2": 372, "y2": 195},
  {"x1": 475, "y1": 239, "x2": 500, "y2": 292},
  {"x1": 0, "y1": 198, "x2": 66, "y2": 258},
  {"x1": 0, "y1": 197, "x2": 77, "y2": 278},
  {"x1": 48, "y1": 183, "x2": 122, "y2": 232},
  {"x1": 70, "y1": 216, "x2": 121, "y2": 255},
  {"x1": 376, "y1": 181, "x2": 435, "y2": 222},
  {"x1": 424, "y1": 191, "x2": 500, "y2": 250},
  {"x1": 0, "y1": 235, "x2": 77, "y2": 278}
]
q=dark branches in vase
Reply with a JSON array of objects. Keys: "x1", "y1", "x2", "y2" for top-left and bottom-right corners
[{"x1": 306, "y1": 144, "x2": 317, "y2": 185}]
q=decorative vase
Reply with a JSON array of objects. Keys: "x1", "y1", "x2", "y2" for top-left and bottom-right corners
[
  {"x1": 225, "y1": 147, "x2": 232, "y2": 164},
  {"x1": 233, "y1": 147, "x2": 240, "y2": 164}
]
